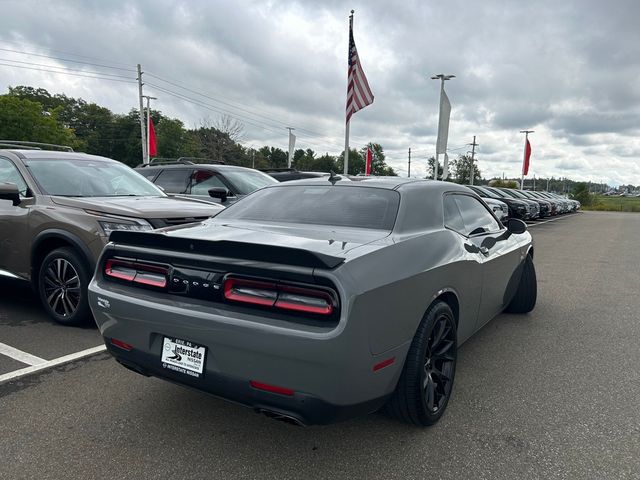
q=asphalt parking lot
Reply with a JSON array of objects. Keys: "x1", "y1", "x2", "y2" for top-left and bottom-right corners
[{"x1": 1, "y1": 211, "x2": 639, "y2": 479}]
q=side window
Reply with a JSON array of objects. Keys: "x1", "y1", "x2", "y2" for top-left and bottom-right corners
[
  {"x1": 453, "y1": 194, "x2": 502, "y2": 236},
  {"x1": 189, "y1": 170, "x2": 229, "y2": 195},
  {"x1": 137, "y1": 169, "x2": 159, "y2": 180},
  {"x1": 154, "y1": 169, "x2": 191, "y2": 194},
  {"x1": 443, "y1": 195, "x2": 465, "y2": 234},
  {"x1": 0, "y1": 158, "x2": 29, "y2": 196}
]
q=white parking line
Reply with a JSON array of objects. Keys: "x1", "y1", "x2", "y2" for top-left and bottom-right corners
[
  {"x1": 528, "y1": 215, "x2": 575, "y2": 227},
  {"x1": 0, "y1": 342, "x2": 46, "y2": 366},
  {"x1": 0, "y1": 344, "x2": 107, "y2": 385}
]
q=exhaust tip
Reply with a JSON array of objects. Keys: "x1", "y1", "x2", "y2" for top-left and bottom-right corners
[{"x1": 256, "y1": 408, "x2": 306, "y2": 427}]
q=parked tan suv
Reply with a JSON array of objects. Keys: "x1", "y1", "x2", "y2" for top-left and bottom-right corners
[{"x1": 0, "y1": 144, "x2": 224, "y2": 326}]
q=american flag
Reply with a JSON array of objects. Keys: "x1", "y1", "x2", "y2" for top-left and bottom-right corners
[{"x1": 346, "y1": 15, "x2": 374, "y2": 123}]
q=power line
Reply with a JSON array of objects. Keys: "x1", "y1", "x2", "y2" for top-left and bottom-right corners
[
  {"x1": 146, "y1": 70, "x2": 372, "y2": 146},
  {"x1": 146, "y1": 81, "x2": 358, "y2": 153},
  {"x1": 0, "y1": 40, "x2": 135, "y2": 67},
  {"x1": 0, "y1": 57, "x2": 135, "y2": 79},
  {"x1": 0, "y1": 62, "x2": 137, "y2": 83},
  {"x1": 0, "y1": 46, "x2": 136, "y2": 72}
]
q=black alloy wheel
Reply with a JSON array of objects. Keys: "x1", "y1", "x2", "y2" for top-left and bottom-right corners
[
  {"x1": 386, "y1": 300, "x2": 457, "y2": 426},
  {"x1": 38, "y1": 247, "x2": 92, "y2": 326},
  {"x1": 423, "y1": 314, "x2": 456, "y2": 414}
]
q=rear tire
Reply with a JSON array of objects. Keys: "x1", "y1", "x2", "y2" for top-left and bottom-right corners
[
  {"x1": 505, "y1": 254, "x2": 537, "y2": 314},
  {"x1": 385, "y1": 301, "x2": 457, "y2": 426},
  {"x1": 38, "y1": 247, "x2": 92, "y2": 326}
]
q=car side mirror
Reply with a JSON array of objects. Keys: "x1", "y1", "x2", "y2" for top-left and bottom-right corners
[
  {"x1": 506, "y1": 218, "x2": 527, "y2": 234},
  {"x1": 208, "y1": 187, "x2": 228, "y2": 203},
  {"x1": 0, "y1": 182, "x2": 20, "y2": 206}
]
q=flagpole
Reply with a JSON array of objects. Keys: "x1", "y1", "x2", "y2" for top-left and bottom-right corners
[
  {"x1": 344, "y1": 10, "x2": 354, "y2": 175},
  {"x1": 520, "y1": 129, "x2": 534, "y2": 190}
]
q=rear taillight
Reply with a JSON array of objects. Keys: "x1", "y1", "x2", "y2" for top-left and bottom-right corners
[
  {"x1": 223, "y1": 277, "x2": 336, "y2": 316},
  {"x1": 104, "y1": 258, "x2": 168, "y2": 289},
  {"x1": 274, "y1": 285, "x2": 334, "y2": 315}
]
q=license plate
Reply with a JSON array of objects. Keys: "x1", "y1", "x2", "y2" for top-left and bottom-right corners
[{"x1": 161, "y1": 337, "x2": 206, "y2": 378}]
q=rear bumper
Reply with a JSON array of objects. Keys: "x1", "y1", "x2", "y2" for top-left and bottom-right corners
[
  {"x1": 89, "y1": 280, "x2": 406, "y2": 425},
  {"x1": 106, "y1": 342, "x2": 389, "y2": 425}
]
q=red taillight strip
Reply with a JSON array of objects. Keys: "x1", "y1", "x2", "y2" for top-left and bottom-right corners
[
  {"x1": 224, "y1": 278, "x2": 278, "y2": 307},
  {"x1": 104, "y1": 258, "x2": 168, "y2": 288},
  {"x1": 223, "y1": 277, "x2": 337, "y2": 316},
  {"x1": 250, "y1": 380, "x2": 295, "y2": 396},
  {"x1": 104, "y1": 259, "x2": 136, "y2": 281}
]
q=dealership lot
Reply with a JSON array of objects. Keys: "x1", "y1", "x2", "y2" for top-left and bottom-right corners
[{"x1": 1, "y1": 211, "x2": 639, "y2": 479}]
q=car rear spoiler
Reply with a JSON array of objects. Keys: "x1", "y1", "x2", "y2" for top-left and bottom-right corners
[{"x1": 108, "y1": 231, "x2": 345, "y2": 269}]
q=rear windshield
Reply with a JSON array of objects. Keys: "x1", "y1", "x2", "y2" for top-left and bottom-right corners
[
  {"x1": 217, "y1": 185, "x2": 400, "y2": 230},
  {"x1": 223, "y1": 168, "x2": 278, "y2": 195}
]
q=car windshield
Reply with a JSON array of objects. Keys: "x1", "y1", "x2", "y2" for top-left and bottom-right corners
[
  {"x1": 474, "y1": 186, "x2": 500, "y2": 199},
  {"x1": 217, "y1": 184, "x2": 400, "y2": 230},
  {"x1": 223, "y1": 168, "x2": 279, "y2": 195},
  {"x1": 25, "y1": 158, "x2": 165, "y2": 197}
]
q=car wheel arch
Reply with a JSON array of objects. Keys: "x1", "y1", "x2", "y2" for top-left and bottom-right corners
[
  {"x1": 31, "y1": 230, "x2": 95, "y2": 284},
  {"x1": 425, "y1": 288, "x2": 460, "y2": 329}
]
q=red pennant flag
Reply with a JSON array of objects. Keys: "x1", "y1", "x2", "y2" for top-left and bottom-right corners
[
  {"x1": 365, "y1": 147, "x2": 373, "y2": 175},
  {"x1": 148, "y1": 118, "x2": 158, "y2": 157},
  {"x1": 523, "y1": 139, "x2": 531, "y2": 176}
]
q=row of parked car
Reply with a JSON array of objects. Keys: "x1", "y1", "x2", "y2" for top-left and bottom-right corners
[
  {"x1": 467, "y1": 184, "x2": 580, "y2": 221},
  {"x1": 134, "y1": 158, "x2": 580, "y2": 223},
  {"x1": 1, "y1": 141, "x2": 542, "y2": 427}
]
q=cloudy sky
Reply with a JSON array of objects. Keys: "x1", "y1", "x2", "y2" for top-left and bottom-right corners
[{"x1": 1, "y1": 0, "x2": 639, "y2": 185}]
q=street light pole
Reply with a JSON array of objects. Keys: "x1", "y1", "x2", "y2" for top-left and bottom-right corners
[{"x1": 431, "y1": 74, "x2": 454, "y2": 180}]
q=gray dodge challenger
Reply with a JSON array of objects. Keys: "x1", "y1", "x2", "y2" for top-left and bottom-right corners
[{"x1": 89, "y1": 177, "x2": 536, "y2": 426}]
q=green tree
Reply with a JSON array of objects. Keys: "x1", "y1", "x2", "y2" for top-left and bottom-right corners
[
  {"x1": 361, "y1": 143, "x2": 396, "y2": 176},
  {"x1": 571, "y1": 182, "x2": 596, "y2": 206},
  {"x1": 336, "y1": 148, "x2": 364, "y2": 175},
  {"x1": 450, "y1": 154, "x2": 482, "y2": 185},
  {"x1": 427, "y1": 156, "x2": 443, "y2": 179},
  {"x1": 0, "y1": 95, "x2": 76, "y2": 146},
  {"x1": 489, "y1": 178, "x2": 519, "y2": 189},
  {"x1": 258, "y1": 146, "x2": 288, "y2": 168},
  {"x1": 154, "y1": 116, "x2": 188, "y2": 159},
  {"x1": 311, "y1": 153, "x2": 338, "y2": 172}
]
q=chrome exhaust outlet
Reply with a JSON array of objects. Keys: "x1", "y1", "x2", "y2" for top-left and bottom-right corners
[{"x1": 256, "y1": 408, "x2": 306, "y2": 426}]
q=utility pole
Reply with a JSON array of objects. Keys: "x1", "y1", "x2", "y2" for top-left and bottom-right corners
[
  {"x1": 468, "y1": 135, "x2": 478, "y2": 185},
  {"x1": 137, "y1": 64, "x2": 147, "y2": 164},
  {"x1": 142, "y1": 95, "x2": 157, "y2": 164},
  {"x1": 546, "y1": 177, "x2": 550, "y2": 191},
  {"x1": 519, "y1": 130, "x2": 534, "y2": 190},
  {"x1": 533, "y1": 174, "x2": 536, "y2": 191},
  {"x1": 408, "y1": 148, "x2": 411, "y2": 178},
  {"x1": 252, "y1": 149, "x2": 255, "y2": 169}
]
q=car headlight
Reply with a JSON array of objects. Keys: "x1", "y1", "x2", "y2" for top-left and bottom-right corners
[{"x1": 98, "y1": 220, "x2": 153, "y2": 236}]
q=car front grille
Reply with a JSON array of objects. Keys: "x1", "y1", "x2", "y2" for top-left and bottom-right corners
[{"x1": 148, "y1": 217, "x2": 209, "y2": 229}]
